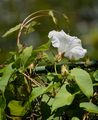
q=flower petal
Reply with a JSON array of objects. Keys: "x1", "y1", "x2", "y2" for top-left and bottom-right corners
[
  {"x1": 51, "y1": 36, "x2": 60, "y2": 47},
  {"x1": 48, "y1": 30, "x2": 66, "y2": 48},
  {"x1": 48, "y1": 30, "x2": 87, "y2": 60},
  {"x1": 64, "y1": 46, "x2": 87, "y2": 60}
]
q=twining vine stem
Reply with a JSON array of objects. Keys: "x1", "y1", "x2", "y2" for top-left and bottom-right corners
[{"x1": 16, "y1": 9, "x2": 69, "y2": 49}]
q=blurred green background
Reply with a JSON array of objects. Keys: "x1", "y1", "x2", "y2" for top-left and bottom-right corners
[{"x1": 0, "y1": 0, "x2": 98, "y2": 63}]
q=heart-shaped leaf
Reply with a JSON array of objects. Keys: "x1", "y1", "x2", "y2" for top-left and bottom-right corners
[
  {"x1": 52, "y1": 84, "x2": 75, "y2": 111},
  {"x1": 70, "y1": 68, "x2": 93, "y2": 98}
]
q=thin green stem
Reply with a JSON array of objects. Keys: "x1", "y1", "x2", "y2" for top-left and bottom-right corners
[
  {"x1": 74, "y1": 91, "x2": 81, "y2": 95},
  {"x1": 17, "y1": 14, "x2": 48, "y2": 46},
  {"x1": 54, "y1": 62, "x2": 57, "y2": 74}
]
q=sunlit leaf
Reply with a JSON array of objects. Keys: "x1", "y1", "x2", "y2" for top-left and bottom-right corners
[
  {"x1": 46, "y1": 83, "x2": 60, "y2": 95},
  {"x1": 2, "y1": 24, "x2": 21, "y2": 37},
  {"x1": 47, "y1": 114, "x2": 61, "y2": 120},
  {"x1": 29, "y1": 87, "x2": 46, "y2": 102},
  {"x1": 8, "y1": 100, "x2": 26, "y2": 116},
  {"x1": 52, "y1": 84, "x2": 75, "y2": 111},
  {"x1": 34, "y1": 40, "x2": 51, "y2": 52},
  {"x1": 0, "y1": 63, "x2": 15, "y2": 93},
  {"x1": 47, "y1": 114, "x2": 54, "y2": 120},
  {"x1": 27, "y1": 82, "x2": 58, "y2": 103},
  {"x1": 93, "y1": 70, "x2": 98, "y2": 81},
  {"x1": 71, "y1": 117, "x2": 80, "y2": 120},
  {"x1": 47, "y1": 73, "x2": 55, "y2": 81},
  {"x1": 42, "y1": 94, "x2": 54, "y2": 106},
  {"x1": 25, "y1": 21, "x2": 39, "y2": 34},
  {"x1": 8, "y1": 83, "x2": 58, "y2": 117},
  {"x1": 19, "y1": 46, "x2": 32, "y2": 67},
  {"x1": 25, "y1": 86, "x2": 46, "y2": 108},
  {"x1": 25, "y1": 82, "x2": 59, "y2": 109},
  {"x1": 70, "y1": 68, "x2": 93, "y2": 98},
  {"x1": 80, "y1": 102, "x2": 98, "y2": 114},
  {"x1": 49, "y1": 10, "x2": 57, "y2": 25}
]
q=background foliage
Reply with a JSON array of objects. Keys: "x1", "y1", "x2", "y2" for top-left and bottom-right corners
[{"x1": 0, "y1": 0, "x2": 98, "y2": 63}]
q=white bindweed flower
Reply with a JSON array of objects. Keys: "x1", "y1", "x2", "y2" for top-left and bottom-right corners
[{"x1": 48, "y1": 30, "x2": 87, "y2": 60}]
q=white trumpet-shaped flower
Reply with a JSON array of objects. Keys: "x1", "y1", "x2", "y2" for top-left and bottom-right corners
[{"x1": 48, "y1": 30, "x2": 87, "y2": 60}]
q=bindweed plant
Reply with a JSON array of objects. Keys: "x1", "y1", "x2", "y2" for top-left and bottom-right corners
[{"x1": 1, "y1": 10, "x2": 98, "y2": 120}]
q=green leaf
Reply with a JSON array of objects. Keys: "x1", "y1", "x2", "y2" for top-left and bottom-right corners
[
  {"x1": 26, "y1": 82, "x2": 57, "y2": 104},
  {"x1": 24, "y1": 86, "x2": 46, "y2": 108},
  {"x1": 8, "y1": 83, "x2": 58, "y2": 117},
  {"x1": 80, "y1": 102, "x2": 98, "y2": 114},
  {"x1": 46, "y1": 51, "x2": 55, "y2": 64},
  {"x1": 70, "y1": 68, "x2": 93, "y2": 98},
  {"x1": 0, "y1": 96, "x2": 6, "y2": 120},
  {"x1": 44, "y1": 82, "x2": 60, "y2": 93},
  {"x1": 47, "y1": 114, "x2": 61, "y2": 120},
  {"x1": 42, "y1": 94, "x2": 54, "y2": 106},
  {"x1": 47, "y1": 114, "x2": 54, "y2": 120},
  {"x1": 8, "y1": 100, "x2": 26, "y2": 116},
  {"x1": 2, "y1": 24, "x2": 21, "y2": 37},
  {"x1": 0, "y1": 63, "x2": 15, "y2": 93},
  {"x1": 34, "y1": 40, "x2": 51, "y2": 52},
  {"x1": 47, "y1": 73, "x2": 55, "y2": 81},
  {"x1": 52, "y1": 84, "x2": 75, "y2": 111},
  {"x1": 25, "y1": 82, "x2": 59, "y2": 110},
  {"x1": 0, "y1": 67, "x2": 5, "y2": 74},
  {"x1": 28, "y1": 87, "x2": 46, "y2": 103},
  {"x1": 25, "y1": 21, "x2": 39, "y2": 34},
  {"x1": 71, "y1": 117, "x2": 80, "y2": 120},
  {"x1": 49, "y1": 10, "x2": 57, "y2": 25},
  {"x1": 19, "y1": 46, "x2": 32, "y2": 67},
  {"x1": 93, "y1": 70, "x2": 98, "y2": 81}
]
